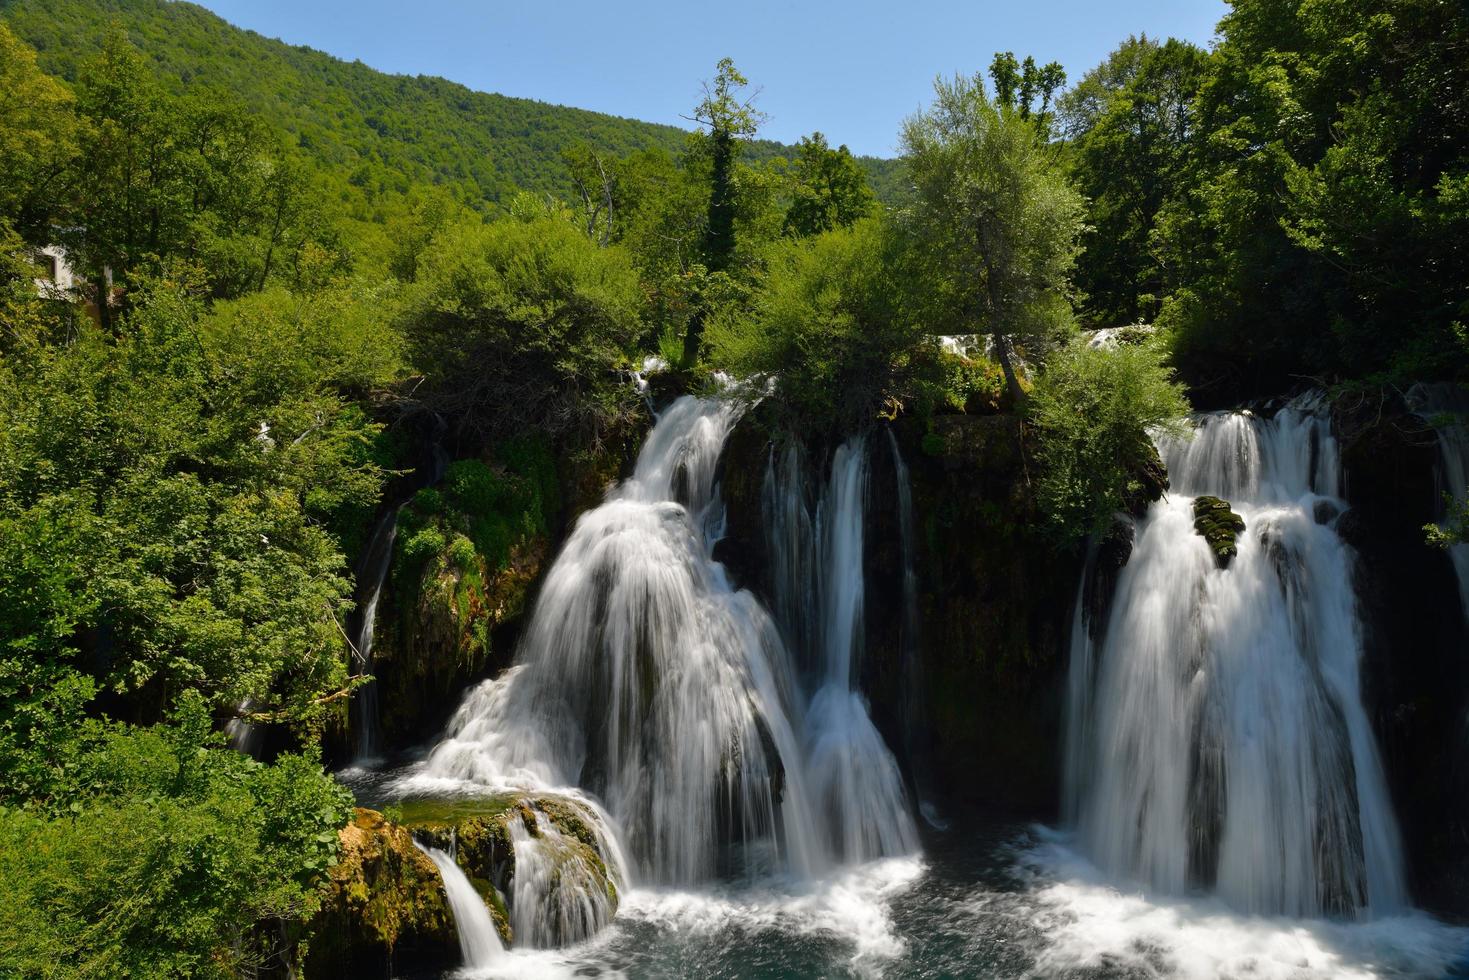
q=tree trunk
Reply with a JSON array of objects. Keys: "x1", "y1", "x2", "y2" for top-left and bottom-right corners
[
  {"x1": 95, "y1": 272, "x2": 113, "y2": 336},
  {"x1": 993, "y1": 328, "x2": 1024, "y2": 405}
]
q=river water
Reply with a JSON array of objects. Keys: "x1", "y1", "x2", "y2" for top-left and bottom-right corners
[{"x1": 382, "y1": 814, "x2": 1467, "y2": 979}]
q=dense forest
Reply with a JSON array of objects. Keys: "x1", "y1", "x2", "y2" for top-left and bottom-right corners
[{"x1": 1, "y1": 0, "x2": 1467, "y2": 975}]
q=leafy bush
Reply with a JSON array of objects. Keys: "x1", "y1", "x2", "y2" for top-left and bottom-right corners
[
  {"x1": 1027, "y1": 338, "x2": 1190, "y2": 542},
  {"x1": 401, "y1": 215, "x2": 643, "y2": 442},
  {"x1": 707, "y1": 216, "x2": 940, "y2": 435},
  {"x1": 0, "y1": 694, "x2": 352, "y2": 979}
]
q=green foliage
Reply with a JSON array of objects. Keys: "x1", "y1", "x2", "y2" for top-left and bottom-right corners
[
  {"x1": 901, "y1": 72, "x2": 1086, "y2": 401},
  {"x1": 0, "y1": 702, "x2": 352, "y2": 978},
  {"x1": 0, "y1": 23, "x2": 78, "y2": 238},
  {"x1": 988, "y1": 51, "x2": 1068, "y2": 136},
  {"x1": 1146, "y1": 0, "x2": 1469, "y2": 396},
  {"x1": 400, "y1": 213, "x2": 643, "y2": 442},
  {"x1": 782, "y1": 132, "x2": 876, "y2": 237},
  {"x1": 1027, "y1": 338, "x2": 1191, "y2": 542},
  {"x1": 0, "y1": 274, "x2": 391, "y2": 733},
  {"x1": 0, "y1": 0, "x2": 905, "y2": 225},
  {"x1": 392, "y1": 438, "x2": 559, "y2": 651},
  {"x1": 708, "y1": 217, "x2": 940, "y2": 434},
  {"x1": 940, "y1": 352, "x2": 1008, "y2": 414},
  {"x1": 1062, "y1": 36, "x2": 1208, "y2": 326}
]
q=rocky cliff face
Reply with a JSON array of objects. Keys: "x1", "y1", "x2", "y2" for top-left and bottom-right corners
[
  {"x1": 1335, "y1": 392, "x2": 1469, "y2": 914},
  {"x1": 355, "y1": 418, "x2": 645, "y2": 755},
  {"x1": 718, "y1": 412, "x2": 1083, "y2": 821}
]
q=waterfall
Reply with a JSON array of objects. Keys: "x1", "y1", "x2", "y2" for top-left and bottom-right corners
[
  {"x1": 885, "y1": 429, "x2": 938, "y2": 825},
  {"x1": 401, "y1": 396, "x2": 916, "y2": 897},
  {"x1": 405, "y1": 397, "x2": 822, "y2": 884},
  {"x1": 349, "y1": 505, "x2": 401, "y2": 761},
  {"x1": 768, "y1": 435, "x2": 920, "y2": 863},
  {"x1": 1066, "y1": 393, "x2": 1407, "y2": 918},
  {"x1": 225, "y1": 698, "x2": 264, "y2": 759},
  {"x1": 1406, "y1": 382, "x2": 1469, "y2": 622},
  {"x1": 415, "y1": 842, "x2": 506, "y2": 969}
]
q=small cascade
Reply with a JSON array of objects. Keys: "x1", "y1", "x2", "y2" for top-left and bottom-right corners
[
  {"x1": 225, "y1": 698, "x2": 264, "y2": 759},
  {"x1": 885, "y1": 428, "x2": 936, "y2": 822},
  {"x1": 1066, "y1": 393, "x2": 1407, "y2": 918},
  {"x1": 1406, "y1": 382, "x2": 1469, "y2": 622},
  {"x1": 349, "y1": 505, "x2": 401, "y2": 761},
  {"x1": 415, "y1": 841, "x2": 506, "y2": 970},
  {"x1": 505, "y1": 800, "x2": 623, "y2": 948},
  {"x1": 766, "y1": 436, "x2": 920, "y2": 863}
]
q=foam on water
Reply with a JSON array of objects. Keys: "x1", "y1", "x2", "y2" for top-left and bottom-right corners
[{"x1": 1016, "y1": 835, "x2": 1466, "y2": 980}]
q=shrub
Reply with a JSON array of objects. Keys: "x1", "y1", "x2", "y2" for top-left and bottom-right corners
[
  {"x1": 707, "y1": 216, "x2": 939, "y2": 435},
  {"x1": 1027, "y1": 337, "x2": 1190, "y2": 542}
]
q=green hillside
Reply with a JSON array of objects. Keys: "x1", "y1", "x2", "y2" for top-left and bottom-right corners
[{"x1": 0, "y1": 0, "x2": 905, "y2": 205}]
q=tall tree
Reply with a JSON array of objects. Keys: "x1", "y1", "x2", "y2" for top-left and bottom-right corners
[
  {"x1": 901, "y1": 73, "x2": 1085, "y2": 402},
  {"x1": 1155, "y1": 0, "x2": 1469, "y2": 395},
  {"x1": 0, "y1": 25, "x2": 78, "y2": 239},
  {"x1": 783, "y1": 132, "x2": 876, "y2": 237},
  {"x1": 1065, "y1": 37, "x2": 1208, "y2": 325},
  {"x1": 681, "y1": 57, "x2": 763, "y2": 367},
  {"x1": 989, "y1": 51, "x2": 1068, "y2": 136}
]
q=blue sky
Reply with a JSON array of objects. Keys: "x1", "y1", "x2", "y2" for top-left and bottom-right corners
[{"x1": 194, "y1": 0, "x2": 1227, "y2": 158}]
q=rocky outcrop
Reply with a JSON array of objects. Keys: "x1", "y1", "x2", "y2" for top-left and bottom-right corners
[
  {"x1": 399, "y1": 794, "x2": 620, "y2": 949},
  {"x1": 359, "y1": 422, "x2": 644, "y2": 753},
  {"x1": 305, "y1": 809, "x2": 459, "y2": 978},
  {"x1": 875, "y1": 416, "x2": 1082, "y2": 818},
  {"x1": 1192, "y1": 495, "x2": 1245, "y2": 568}
]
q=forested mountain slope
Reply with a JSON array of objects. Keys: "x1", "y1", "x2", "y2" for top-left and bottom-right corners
[{"x1": 0, "y1": 0, "x2": 905, "y2": 206}]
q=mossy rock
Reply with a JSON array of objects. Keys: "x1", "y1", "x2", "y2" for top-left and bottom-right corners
[
  {"x1": 1193, "y1": 495, "x2": 1246, "y2": 568},
  {"x1": 399, "y1": 793, "x2": 620, "y2": 948},
  {"x1": 305, "y1": 808, "x2": 459, "y2": 977}
]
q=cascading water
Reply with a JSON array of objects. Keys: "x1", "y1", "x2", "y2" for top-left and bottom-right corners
[
  {"x1": 505, "y1": 802, "x2": 621, "y2": 947},
  {"x1": 1065, "y1": 394, "x2": 1407, "y2": 918},
  {"x1": 766, "y1": 436, "x2": 920, "y2": 863},
  {"x1": 401, "y1": 396, "x2": 914, "y2": 899},
  {"x1": 415, "y1": 841, "x2": 507, "y2": 969},
  {"x1": 225, "y1": 697, "x2": 264, "y2": 759},
  {"x1": 349, "y1": 505, "x2": 401, "y2": 761},
  {"x1": 885, "y1": 428, "x2": 938, "y2": 825},
  {"x1": 1406, "y1": 382, "x2": 1469, "y2": 622}
]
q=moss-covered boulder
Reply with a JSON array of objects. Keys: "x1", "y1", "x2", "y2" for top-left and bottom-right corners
[
  {"x1": 305, "y1": 809, "x2": 459, "y2": 978},
  {"x1": 1192, "y1": 495, "x2": 1246, "y2": 567},
  {"x1": 398, "y1": 793, "x2": 620, "y2": 949}
]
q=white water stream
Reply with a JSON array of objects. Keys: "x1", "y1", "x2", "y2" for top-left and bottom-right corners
[
  {"x1": 391, "y1": 396, "x2": 917, "y2": 960},
  {"x1": 1066, "y1": 394, "x2": 1407, "y2": 917},
  {"x1": 415, "y1": 841, "x2": 507, "y2": 970}
]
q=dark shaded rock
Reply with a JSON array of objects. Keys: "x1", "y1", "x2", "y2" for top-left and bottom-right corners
[
  {"x1": 1122, "y1": 442, "x2": 1170, "y2": 518},
  {"x1": 1313, "y1": 498, "x2": 1342, "y2": 525},
  {"x1": 1192, "y1": 495, "x2": 1245, "y2": 568},
  {"x1": 1335, "y1": 388, "x2": 1469, "y2": 915},
  {"x1": 401, "y1": 794, "x2": 619, "y2": 948},
  {"x1": 1084, "y1": 517, "x2": 1135, "y2": 644},
  {"x1": 712, "y1": 408, "x2": 773, "y2": 589}
]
